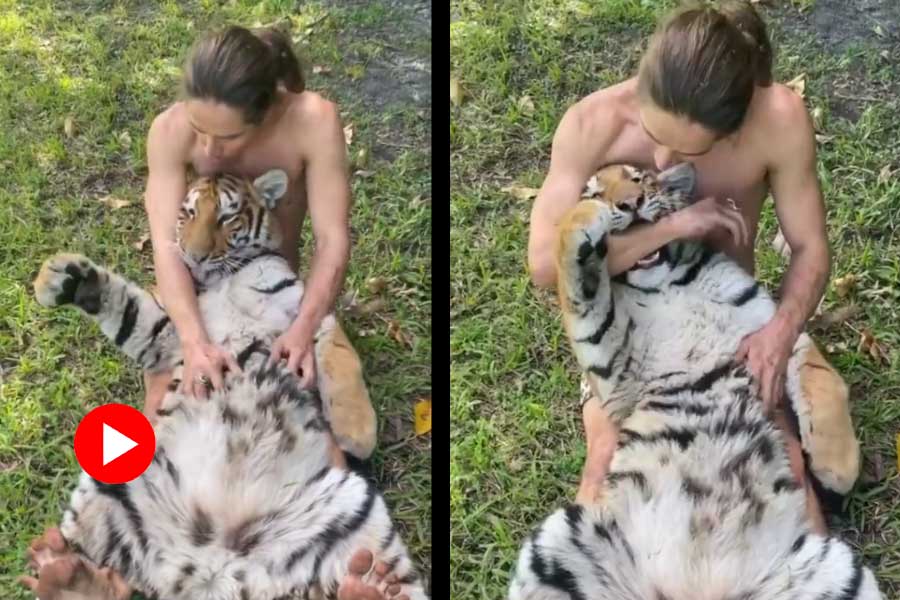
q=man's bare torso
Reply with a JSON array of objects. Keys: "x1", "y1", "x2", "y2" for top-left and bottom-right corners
[
  {"x1": 173, "y1": 95, "x2": 312, "y2": 270},
  {"x1": 573, "y1": 78, "x2": 782, "y2": 273}
]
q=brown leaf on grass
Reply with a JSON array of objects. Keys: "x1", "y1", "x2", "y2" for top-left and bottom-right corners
[
  {"x1": 873, "y1": 24, "x2": 886, "y2": 38},
  {"x1": 118, "y1": 130, "x2": 132, "y2": 150},
  {"x1": 857, "y1": 328, "x2": 888, "y2": 364},
  {"x1": 501, "y1": 184, "x2": 540, "y2": 201},
  {"x1": 450, "y1": 76, "x2": 463, "y2": 106},
  {"x1": 387, "y1": 319, "x2": 413, "y2": 347},
  {"x1": 366, "y1": 276, "x2": 387, "y2": 295},
  {"x1": 808, "y1": 304, "x2": 860, "y2": 331},
  {"x1": 339, "y1": 289, "x2": 359, "y2": 312},
  {"x1": 815, "y1": 134, "x2": 834, "y2": 145},
  {"x1": 357, "y1": 298, "x2": 387, "y2": 316},
  {"x1": 877, "y1": 165, "x2": 893, "y2": 185},
  {"x1": 833, "y1": 274, "x2": 858, "y2": 299},
  {"x1": 63, "y1": 116, "x2": 75, "y2": 138},
  {"x1": 859, "y1": 451, "x2": 885, "y2": 486},
  {"x1": 133, "y1": 233, "x2": 151, "y2": 251},
  {"x1": 312, "y1": 65, "x2": 332, "y2": 75},
  {"x1": 99, "y1": 195, "x2": 133, "y2": 210},
  {"x1": 785, "y1": 73, "x2": 806, "y2": 98},
  {"x1": 517, "y1": 95, "x2": 535, "y2": 116},
  {"x1": 343, "y1": 123, "x2": 354, "y2": 146}
]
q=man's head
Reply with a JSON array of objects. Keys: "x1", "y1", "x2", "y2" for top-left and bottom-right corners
[
  {"x1": 637, "y1": 1, "x2": 773, "y2": 170},
  {"x1": 182, "y1": 26, "x2": 304, "y2": 161}
]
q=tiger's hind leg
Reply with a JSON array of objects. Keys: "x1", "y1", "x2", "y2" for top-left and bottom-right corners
[
  {"x1": 785, "y1": 334, "x2": 861, "y2": 507},
  {"x1": 33, "y1": 253, "x2": 179, "y2": 372}
]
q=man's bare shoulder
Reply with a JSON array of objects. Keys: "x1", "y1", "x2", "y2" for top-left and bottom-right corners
[
  {"x1": 148, "y1": 103, "x2": 194, "y2": 157},
  {"x1": 751, "y1": 83, "x2": 815, "y2": 165},
  {"x1": 555, "y1": 81, "x2": 634, "y2": 166},
  {"x1": 284, "y1": 91, "x2": 341, "y2": 136}
]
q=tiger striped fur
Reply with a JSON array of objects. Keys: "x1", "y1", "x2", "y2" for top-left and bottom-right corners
[
  {"x1": 508, "y1": 163, "x2": 880, "y2": 599},
  {"x1": 33, "y1": 170, "x2": 427, "y2": 600}
]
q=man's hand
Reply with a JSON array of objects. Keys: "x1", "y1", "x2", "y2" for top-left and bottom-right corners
[
  {"x1": 666, "y1": 196, "x2": 750, "y2": 247},
  {"x1": 269, "y1": 322, "x2": 317, "y2": 389},
  {"x1": 735, "y1": 317, "x2": 798, "y2": 413},
  {"x1": 181, "y1": 340, "x2": 241, "y2": 398}
]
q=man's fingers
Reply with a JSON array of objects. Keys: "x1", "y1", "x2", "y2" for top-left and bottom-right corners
[
  {"x1": 209, "y1": 367, "x2": 225, "y2": 392},
  {"x1": 268, "y1": 342, "x2": 282, "y2": 367},
  {"x1": 286, "y1": 350, "x2": 301, "y2": 376},
  {"x1": 299, "y1": 354, "x2": 316, "y2": 389},
  {"x1": 225, "y1": 353, "x2": 242, "y2": 375}
]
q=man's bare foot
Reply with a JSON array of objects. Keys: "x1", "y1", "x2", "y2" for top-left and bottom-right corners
[
  {"x1": 19, "y1": 527, "x2": 131, "y2": 600},
  {"x1": 575, "y1": 397, "x2": 618, "y2": 505},
  {"x1": 338, "y1": 549, "x2": 410, "y2": 600}
]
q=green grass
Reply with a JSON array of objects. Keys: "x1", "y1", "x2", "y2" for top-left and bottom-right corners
[
  {"x1": 0, "y1": 0, "x2": 430, "y2": 596},
  {"x1": 451, "y1": 0, "x2": 900, "y2": 596}
]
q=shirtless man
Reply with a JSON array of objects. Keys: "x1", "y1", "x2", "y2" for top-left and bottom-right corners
[
  {"x1": 527, "y1": 1, "x2": 859, "y2": 532},
  {"x1": 144, "y1": 25, "x2": 376, "y2": 460}
]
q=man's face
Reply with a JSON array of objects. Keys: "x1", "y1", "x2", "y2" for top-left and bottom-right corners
[
  {"x1": 186, "y1": 99, "x2": 256, "y2": 162},
  {"x1": 638, "y1": 100, "x2": 719, "y2": 172}
]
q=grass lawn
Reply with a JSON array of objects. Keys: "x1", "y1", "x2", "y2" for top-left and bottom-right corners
[
  {"x1": 0, "y1": 0, "x2": 431, "y2": 596},
  {"x1": 451, "y1": 0, "x2": 900, "y2": 596}
]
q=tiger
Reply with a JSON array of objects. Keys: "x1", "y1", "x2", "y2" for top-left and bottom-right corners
[
  {"x1": 507, "y1": 163, "x2": 881, "y2": 599},
  {"x1": 30, "y1": 169, "x2": 428, "y2": 600}
]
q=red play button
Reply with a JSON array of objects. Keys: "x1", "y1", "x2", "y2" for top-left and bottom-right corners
[{"x1": 74, "y1": 404, "x2": 156, "y2": 484}]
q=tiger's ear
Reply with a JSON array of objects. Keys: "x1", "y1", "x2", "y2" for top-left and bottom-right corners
[
  {"x1": 657, "y1": 162, "x2": 696, "y2": 198},
  {"x1": 253, "y1": 169, "x2": 289, "y2": 209}
]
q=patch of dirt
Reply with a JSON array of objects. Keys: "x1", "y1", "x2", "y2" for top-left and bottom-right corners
[
  {"x1": 767, "y1": 0, "x2": 900, "y2": 123},
  {"x1": 326, "y1": 0, "x2": 431, "y2": 161}
]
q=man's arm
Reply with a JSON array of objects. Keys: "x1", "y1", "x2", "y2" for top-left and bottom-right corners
[
  {"x1": 767, "y1": 91, "x2": 830, "y2": 336},
  {"x1": 528, "y1": 107, "x2": 672, "y2": 286},
  {"x1": 292, "y1": 99, "x2": 351, "y2": 336}
]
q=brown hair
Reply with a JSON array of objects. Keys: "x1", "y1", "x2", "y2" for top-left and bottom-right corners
[
  {"x1": 183, "y1": 25, "x2": 305, "y2": 125},
  {"x1": 637, "y1": 0, "x2": 773, "y2": 135}
]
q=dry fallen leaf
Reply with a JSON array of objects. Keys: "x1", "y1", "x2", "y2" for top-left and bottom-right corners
[
  {"x1": 808, "y1": 304, "x2": 860, "y2": 331},
  {"x1": 810, "y1": 106, "x2": 824, "y2": 131},
  {"x1": 354, "y1": 147, "x2": 368, "y2": 169},
  {"x1": 450, "y1": 76, "x2": 463, "y2": 106},
  {"x1": 118, "y1": 130, "x2": 132, "y2": 150},
  {"x1": 857, "y1": 328, "x2": 887, "y2": 364},
  {"x1": 357, "y1": 298, "x2": 387, "y2": 316},
  {"x1": 833, "y1": 274, "x2": 858, "y2": 299},
  {"x1": 873, "y1": 24, "x2": 885, "y2": 38},
  {"x1": 517, "y1": 95, "x2": 535, "y2": 116},
  {"x1": 339, "y1": 289, "x2": 359, "y2": 312},
  {"x1": 387, "y1": 319, "x2": 412, "y2": 347},
  {"x1": 312, "y1": 65, "x2": 332, "y2": 75},
  {"x1": 343, "y1": 123, "x2": 354, "y2": 146},
  {"x1": 382, "y1": 414, "x2": 408, "y2": 444},
  {"x1": 815, "y1": 134, "x2": 834, "y2": 145},
  {"x1": 414, "y1": 397, "x2": 432, "y2": 436},
  {"x1": 501, "y1": 184, "x2": 540, "y2": 201},
  {"x1": 354, "y1": 170, "x2": 375, "y2": 178},
  {"x1": 772, "y1": 227, "x2": 791, "y2": 260},
  {"x1": 99, "y1": 195, "x2": 133, "y2": 210},
  {"x1": 63, "y1": 116, "x2": 75, "y2": 138},
  {"x1": 881, "y1": 50, "x2": 890, "y2": 61},
  {"x1": 133, "y1": 233, "x2": 151, "y2": 251},
  {"x1": 366, "y1": 276, "x2": 387, "y2": 295},
  {"x1": 878, "y1": 165, "x2": 892, "y2": 185},
  {"x1": 786, "y1": 73, "x2": 806, "y2": 98}
]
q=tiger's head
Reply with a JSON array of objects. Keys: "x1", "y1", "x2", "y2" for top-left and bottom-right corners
[
  {"x1": 176, "y1": 169, "x2": 288, "y2": 281},
  {"x1": 582, "y1": 162, "x2": 696, "y2": 269}
]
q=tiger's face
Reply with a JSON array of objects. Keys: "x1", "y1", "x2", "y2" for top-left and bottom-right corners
[
  {"x1": 582, "y1": 162, "x2": 696, "y2": 269},
  {"x1": 176, "y1": 169, "x2": 288, "y2": 280}
]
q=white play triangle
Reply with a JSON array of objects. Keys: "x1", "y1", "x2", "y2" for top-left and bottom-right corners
[{"x1": 103, "y1": 423, "x2": 139, "y2": 466}]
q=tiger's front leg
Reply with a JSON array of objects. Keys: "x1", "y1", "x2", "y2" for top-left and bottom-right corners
[
  {"x1": 556, "y1": 201, "x2": 635, "y2": 397},
  {"x1": 33, "y1": 253, "x2": 180, "y2": 372}
]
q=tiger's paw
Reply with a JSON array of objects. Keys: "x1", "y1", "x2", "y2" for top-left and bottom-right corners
[
  {"x1": 19, "y1": 527, "x2": 131, "y2": 600},
  {"x1": 558, "y1": 200, "x2": 631, "y2": 267},
  {"x1": 33, "y1": 253, "x2": 103, "y2": 314}
]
